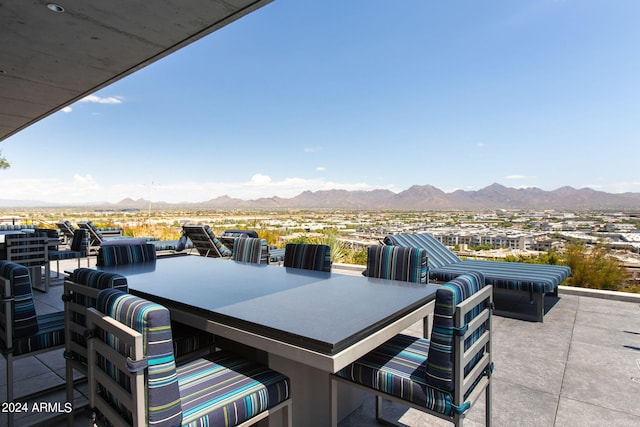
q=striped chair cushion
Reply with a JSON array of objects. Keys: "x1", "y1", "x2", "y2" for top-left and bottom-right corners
[
  {"x1": 231, "y1": 238, "x2": 269, "y2": 264},
  {"x1": 171, "y1": 321, "x2": 214, "y2": 360},
  {"x1": 430, "y1": 260, "x2": 571, "y2": 294},
  {"x1": 384, "y1": 233, "x2": 461, "y2": 269},
  {"x1": 283, "y1": 244, "x2": 332, "y2": 272},
  {"x1": 178, "y1": 351, "x2": 290, "y2": 426},
  {"x1": 97, "y1": 243, "x2": 157, "y2": 267},
  {"x1": 363, "y1": 245, "x2": 427, "y2": 284},
  {"x1": 426, "y1": 271, "x2": 486, "y2": 392},
  {"x1": 0, "y1": 261, "x2": 39, "y2": 339},
  {"x1": 97, "y1": 289, "x2": 182, "y2": 427},
  {"x1": 12, "y1": 311, "x2": 65, "y2": 356},
  {"x1": 70, "y1": 228, "x2": 89, "y2": 252},
  {"x1": 335, "y1": 334, "x2": 455, "y2": 415}
]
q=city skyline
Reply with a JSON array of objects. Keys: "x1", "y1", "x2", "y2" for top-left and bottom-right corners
[{"x1": 2, "y1": 0, "x2": 639, "y2": 204}]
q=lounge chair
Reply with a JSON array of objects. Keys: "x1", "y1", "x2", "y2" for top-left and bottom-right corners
[
  {"x1": 56, "y1": 220, "x2": 76, "y2": 243},
  {"x1": 219, "y1": 229, "x2": 259, "y2": 251},
  {"x1": 182, "y1": 224, "x2": 232, "y2": 258},
  {"x1": 384, "y1": 233, "x2": 571, "y2": 322}
]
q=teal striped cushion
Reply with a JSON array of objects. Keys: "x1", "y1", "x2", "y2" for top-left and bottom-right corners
[
  {"x1": 283, "y1": 244, "x2": 332, "y2": 272},
  {"x1": 12, "y1": 311, "x2": 65, "y2": 356},
  {"x1": 0, "y1": 261, "x2": 39, "y2": 339},
  {"x1": 231, "y1": 238, "x2": 269, "y2": 264},
  {"x1": 97, "y1": 289, "x2": 182, "y2": 427},
  {"x1": 178, "y1": 351, "x2": 290, "y2": 426},
  {"x1": 364, "y1": 245, "x2": 427, "y2": 284},
  {"x1": 97, "y1": 243, "x2": 156, "y2": 267},
  {"x1": 426, "y1": 272, "x2": 486, "y2": 392}
]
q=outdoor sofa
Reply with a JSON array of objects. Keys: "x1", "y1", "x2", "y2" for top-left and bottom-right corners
[{"x1": 384, "y1": 233, "x2": 571, "y2": 322}]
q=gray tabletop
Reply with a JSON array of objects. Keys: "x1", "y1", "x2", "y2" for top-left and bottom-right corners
[{"x1": 101, "y1": 256, "x2": 438, "y2": 355}]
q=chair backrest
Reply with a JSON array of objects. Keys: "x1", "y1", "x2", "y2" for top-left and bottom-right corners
[
  {"x1": 70, "y1": 228, "x2": 89, "y2": 253},
  {"x1": 64, "y1": 269, "x2": 128, "y2": 364},
  {"x1": 231, "y1": 238, "x2": 269, "y2": 264},
  {"x1": 425, "y1": 271, "x2": 492, "y2": 406},
  {"x1": 5, "y1": 233, "x2": 48, "y2": 267},
  {"x1": 97, "y1": 243, "x2": 156, "y2": 267},
  {"x1": 57, "y1": 220, "x2": 76, "y2": 240},
  {"x1": 363, "y1": 245, "x2": 427, "y2": 284},
  {"x1": 384, "y1": 233, "x2": 461, "y2": 269},
  {"x1": 78, "y1": 221, "x2": 103, "y2": 246},
  {"x1": 182, "y1": 224, "x2": 232, "y2": 258},
  {"x1": 88, "y1": 289, "x2": 182, "y2": 427},
  {"x1": 283, "y1": 243, "x2": 332, "y2": 272},
  {"x1": 0, "y1": 261, "x2": 39, "y2": 345}
]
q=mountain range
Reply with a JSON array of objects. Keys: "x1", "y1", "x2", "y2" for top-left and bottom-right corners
[{"x1": 4, "y1": 184, "x2": 640, "y2": 210}]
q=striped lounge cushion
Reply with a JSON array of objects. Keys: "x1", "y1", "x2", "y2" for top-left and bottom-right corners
[
  {"x1": 204, "y1": 226, "x2": 232, "y2": 257},
  {"x1": 97, "y1": 289, "x2": 182, "y2": 427},
  {"x1": 363, "y1": 245, "x2": 427, "y2": 284},
  {"x1": 430, "y1": 260, "x2": 571, "y2": 294},
  {"x1": 178, "y1": 351, "x2": 290, "y2": 426},
  {"x1": 0, "y1": 261, "x2": 39, "y2": 339},
  {"x1": 283, "y1": 243, "x2": 332, "y2": 272},
  {"x1": 231, "y1": 238, "x2": 269, "y2": 264},
  {"x1": 384, "y1": 233, "x2": 461, "y2": 269}
]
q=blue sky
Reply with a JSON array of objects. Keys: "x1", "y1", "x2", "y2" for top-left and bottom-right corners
[{"x1": 2, "y1": 0, "x2": 640, "y2": 205}]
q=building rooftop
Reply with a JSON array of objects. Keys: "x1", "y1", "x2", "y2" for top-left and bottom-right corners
[{"x1": 2, "y1": 257, "x2": 640, "y2": 426}]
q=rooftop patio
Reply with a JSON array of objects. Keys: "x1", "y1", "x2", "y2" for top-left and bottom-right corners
[{"x1": 2, "y1": 256, "x2": 639, "y2": 426}]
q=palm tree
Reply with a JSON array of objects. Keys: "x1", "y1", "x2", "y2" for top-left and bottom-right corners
[{"x1": 0, "y1": 150, "x2": 9, "y2": 169}]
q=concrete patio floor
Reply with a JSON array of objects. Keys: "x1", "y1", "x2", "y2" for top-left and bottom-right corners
[{"x1": 1, "y1": 257, "x2": 639, "y2": 426}]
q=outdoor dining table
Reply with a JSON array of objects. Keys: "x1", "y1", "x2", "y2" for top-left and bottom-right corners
[{"x1": 100, "y1": 255, "x2": 439, "y2": 427}]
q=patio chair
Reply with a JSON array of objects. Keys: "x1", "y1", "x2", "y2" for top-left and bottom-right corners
[
  {"x1": 181, "y1": 224, "x2": 232, "y2": 258},
  {"x1": 5, "y1": 232, "x2": 50, "y2": 292},
  {"x1": 363, "y1": 245, "x2": 430, "y2": 337},
  {"x1": 49, "y1": 228, "x2": 89, "y2": 276},
  {"x1": 62, "y1": 268, "x2": 129, "y2": 425},
  {"x1": 331, "y1": 272, "x2": 493, "y2": 427},
  {"x1": 384, "y1": 233, "x2": 572, "y2": 322},
  {"x1": 96, "y1": 242, "x2": 156, "y2": 267},
  {"x1": 0, "y1": 261, "x2": 66, "y2": 427},
  {"x1": 283, "y1": 243, "x2": 332, "y2": 272},
  {"x1": 86, "y1": 288, "x2": 291, "y2": 426},
  {"x1": 231, "y1": 237, "x2": 269, "y2": 264}
]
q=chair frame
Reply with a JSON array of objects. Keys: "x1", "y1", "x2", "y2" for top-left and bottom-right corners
[
  {"x1": 331, "y1": 285, "x2": 493, "y2": 427},
  {"x1": 86, "y1": 306, "x2": 292, "y2": 427},
  {"x1": 5, "y1": 234, "x2": 50, "y2": 292}
]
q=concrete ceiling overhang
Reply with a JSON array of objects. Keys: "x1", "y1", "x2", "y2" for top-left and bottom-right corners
[{"x1": 0, "y1": 0, "x2": 273, "y2": 143}]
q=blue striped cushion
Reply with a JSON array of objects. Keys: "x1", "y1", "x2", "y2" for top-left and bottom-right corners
[
  {"x1": 384, "y1": 233, "x2": 461, "y2": 268},
  {"x1": 283, "y1": 244, "x2": 332, "y2": 272},
  {"x1": 0, "y1": 261, "x2": 39, "y2": 339},
  {"x1": 231, "y1": 238, "x2": 269, "y2": 264},
  {"x1": 205, "y1": 226, "x2": 232, "y2": 257},
  {"x1": 363, "y1": 245, "x2": 427, "y2": 284},
  {"x1": 430, "y1": 260, "x2": 571, "y2": 294},
  {"x1": 426, "y1": 272, "x2": 486, "y2": 392},
  {"x1": 70, "y1": 228, "x2": 89, "y2": 252},
  {"x1": 12, "y1": 311, "x2": 65, "y2": 356},
  {"x1": 178, "y1": 351, "x2": 290, "y2": 426},
  {"x1": 97, "y1": 289, "x2": 182, "y2": 427},
  {"x1": 97, "y1": 243, "x2": 157, "y2": 267},
  {"x1": 335, "y1": 334, "x2": 454, "y2": 415}
]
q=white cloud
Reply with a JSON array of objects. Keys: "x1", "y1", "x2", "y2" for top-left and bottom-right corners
[
  {"x1": 61, "y1": 106, "x2": 73, "y2": 113},
  {"x1": 315, "y1": 166, "x2": 326, "y2": 172},
  {"x1": 80, "y1": 95, "x2": 123, "y2": 104},
  {"x1": 477, "y1": 143, "x2": 485, "y2": 148}
]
